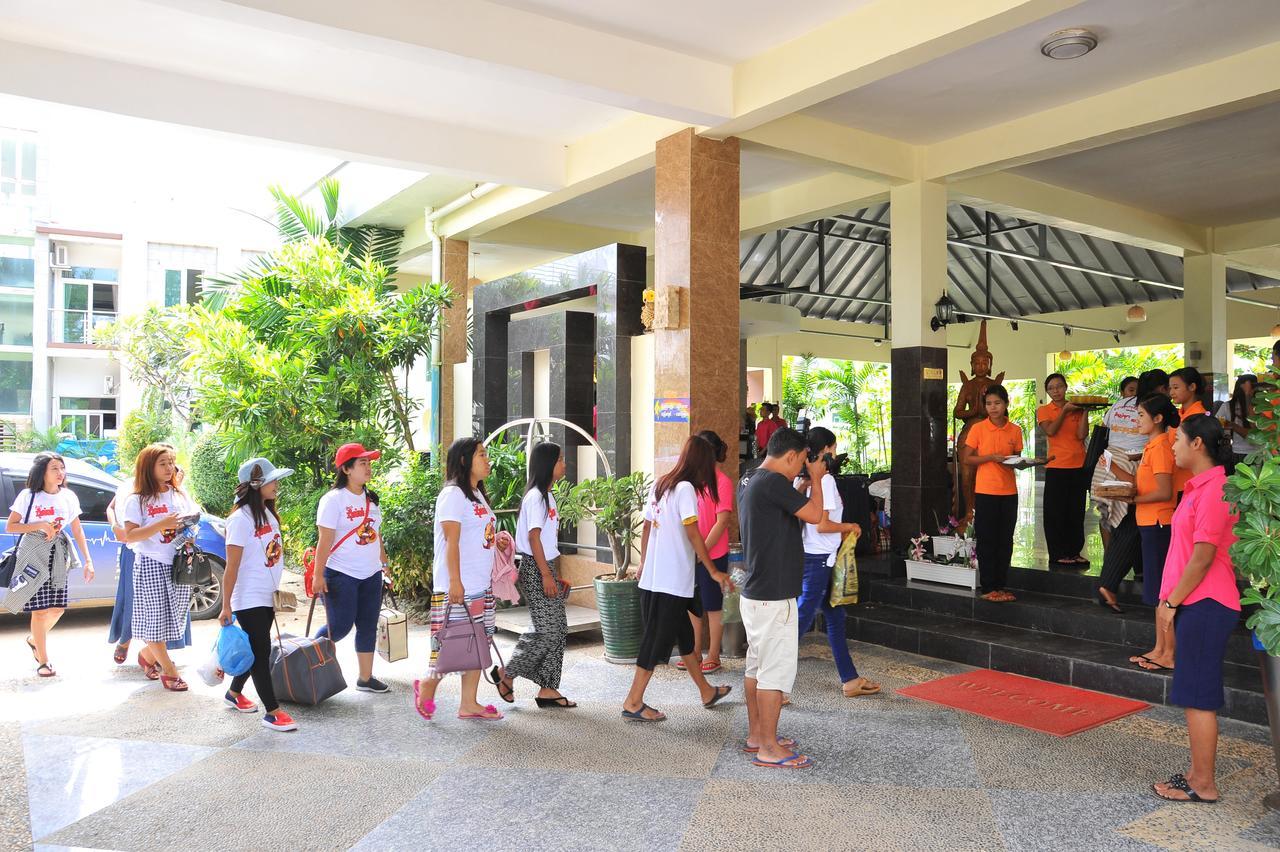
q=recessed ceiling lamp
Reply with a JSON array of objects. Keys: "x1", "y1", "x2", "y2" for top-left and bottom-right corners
[
  {"x1": 1040, "y1": 28, "x2": 1099, "y2": 60},
  {"x1": 1126, "y1": 304, "x2": 1147, "y2": 323}
]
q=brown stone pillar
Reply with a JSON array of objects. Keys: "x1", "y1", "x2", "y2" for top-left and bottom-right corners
[
  {"x1": 440, "y1": 238, "x2": 469, "y2": 447},
  {"x1": 653, "y1": 129, "x2": 741, "y2": 483}
]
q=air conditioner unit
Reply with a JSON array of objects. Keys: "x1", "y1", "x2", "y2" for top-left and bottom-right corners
[
  {"x1": 50, "y1": 243, "x2": 70, "y2": 268},
  {"x1": 103, "y1": 375, "x2": 116, "y2": 395}
]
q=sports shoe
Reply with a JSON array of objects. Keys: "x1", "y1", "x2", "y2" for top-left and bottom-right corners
[
  {"x1": 356, "y1": 677, "x2": 391, "y2": 693},
  {"x1": 261, "y1": 710, "x2": 298, "y2": 732},
  {"x1": 224, "y1": 691, "x2": 258, "y2": 713}
]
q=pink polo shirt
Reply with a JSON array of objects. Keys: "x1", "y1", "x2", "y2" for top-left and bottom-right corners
[
  {"x1": 1160, "y1": 466, "x2": 1240, "y2": 610},
  {"x1": 696, "y1": 470, "x2": 734, "y2": 560}
]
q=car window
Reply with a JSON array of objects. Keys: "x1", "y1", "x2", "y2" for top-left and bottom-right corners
[
  {"x1": 65, "y1": 479, "x2": 114, "y2": 523},
  {"x1": 4, "y1": 475, "x2": 24, "y2": 514}
]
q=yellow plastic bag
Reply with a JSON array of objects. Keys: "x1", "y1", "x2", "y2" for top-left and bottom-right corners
[{"x1": 828, "y1": 532, "x2": 859, "y2": 607}]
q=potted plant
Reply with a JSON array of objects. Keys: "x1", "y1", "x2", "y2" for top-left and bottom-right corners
[
  {"x1": 904, "y1": 532, "x2": 978, "y2": 591},
  {"x1": 1224, "y1": 374, "x2": 1280, "y2": 807},
  {"x1": 554, "y1": 472, "x2": 651, "y2": 663}
]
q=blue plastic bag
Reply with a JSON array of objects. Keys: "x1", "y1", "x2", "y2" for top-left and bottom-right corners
[{"x1": 217, "y1": 618, "x2": 255, "y2": 677}]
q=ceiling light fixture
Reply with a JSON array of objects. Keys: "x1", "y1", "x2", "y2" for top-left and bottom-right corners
[
  {"x1": 1126, "y1": 305, "x2": 1148, "y2": 323},
  {"x1": 1273, "y1": 322, "x2": 1280, "y2": 338},
  {"x1": 1040, "y1": 28, "x2": 1098, "y2": 60},
  {"x1": 1059, "y1": 350, "x2": 1072, "y2": 360}
]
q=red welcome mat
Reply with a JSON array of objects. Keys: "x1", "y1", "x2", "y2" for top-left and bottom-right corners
[{"x1": 897, "y1": 669, "x2": 1149, "y2": 737}]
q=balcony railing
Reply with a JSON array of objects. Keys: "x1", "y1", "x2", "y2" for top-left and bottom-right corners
[{"x1": 50, "y1": 308, "x2": 117, "y2": 345}]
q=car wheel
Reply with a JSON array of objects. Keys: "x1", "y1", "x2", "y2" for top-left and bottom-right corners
[{"x1": 189, "y1": 556, "x2": 225, "y2": 621}]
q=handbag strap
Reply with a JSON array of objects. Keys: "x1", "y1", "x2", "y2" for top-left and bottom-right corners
[{"x1": 304, "y1": 594, "x2": 318, "y2": 636}]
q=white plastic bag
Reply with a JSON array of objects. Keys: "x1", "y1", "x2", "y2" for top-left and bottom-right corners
[{"x1": 196, "y1": 648, "x2": 225, "y2": 687}]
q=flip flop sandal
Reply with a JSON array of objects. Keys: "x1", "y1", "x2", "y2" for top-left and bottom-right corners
[
  {"x1": 1129, "y1": 655, "x2": 1155, "y2": 667},
  {"x1": 112, "y1": 643, "x2": 129, "y2": 665},
  {"x1": 743, "y1": 736, "x2": 798, "y2": 754},
  {"x1": 674, "y1": 658, "x2": 689, "y2": 670},
  {"x1": 412, "y1": 680, "x2": 435, "y2": 721},
  {"x1": 1138, "y1": 659, "x2": 1172, "y2": 672},
  {"x1": 35, "y1": 662, "x2": 56, "y2": 678},
  {"x1": 752, "y1": 751, "x2": 813, "y2": 769},
  {"x1": 1153, "y1": 774, "x2": 1218, "y2": 804},
  {"x1": 703, "y1": 685, "x2": 732, "y2": 709},
  {"x1": 621, "y1": 703, "x2": 666, "y2": 722},
  {"x1": 700, "y1": 661, "x2": 722, "y2": 674},
  {"x1": 458, "y1": 704, "x2": 504, "y2": 721},
  {"x1": 534, "y1": 695, "x2": 577, "y2": 708}
]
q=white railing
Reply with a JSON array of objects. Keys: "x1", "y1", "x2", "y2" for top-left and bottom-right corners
[{"x1": 50, "y1": 309, "x2": 116, "y2": 345}]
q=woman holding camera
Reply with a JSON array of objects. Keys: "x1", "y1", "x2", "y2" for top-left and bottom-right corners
[{"x1": 795, "y1": 428, "x2": 877, "y2": 696}]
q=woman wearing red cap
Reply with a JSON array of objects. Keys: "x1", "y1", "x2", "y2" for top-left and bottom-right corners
[{"x1": 312, "y1": 442, "x2": 391, "y2": 694}]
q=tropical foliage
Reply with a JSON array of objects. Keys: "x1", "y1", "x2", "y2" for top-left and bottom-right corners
[
  {"x1": 814, "y1": 360, "x2": 890, "y2": 473},
  {"x1": 780, "y1": 353, "x2": 818, "y2": 425},
  {"x1": 1052, "y1": 345, "x2": 1183, "y2": 399},
  {"x1": 117, "y1": 405, "x2": 175, "y2": 473},
  {"x1": 94, "y1": 306, "x2": 198, "y2": 427},
  {"x1": 187, "y1": 431, "x2": 238, "y2": 516},
  {"x1": 554, "y1": 473, "x2": 651, "y2": 580}
]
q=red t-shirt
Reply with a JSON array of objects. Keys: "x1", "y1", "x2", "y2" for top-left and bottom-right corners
[{"x1": 755, "y1": 418, "x2": 784, "y2": 450}]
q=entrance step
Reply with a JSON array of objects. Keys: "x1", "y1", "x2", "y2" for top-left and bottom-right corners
[
  {"x1": 844, "y1": 601, "x2": 1265, "y2": 725},
  {"x1": 495, "y1": 604, "x2": 601, "y2": 636}
]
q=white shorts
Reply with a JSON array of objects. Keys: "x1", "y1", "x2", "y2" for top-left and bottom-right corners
[{"x1": 741, "y1": 596, "x2": 799, "y2": 693}]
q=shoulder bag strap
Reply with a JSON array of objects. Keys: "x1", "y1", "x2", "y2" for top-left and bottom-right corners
[{"x1": 325, "y1": 491, "x2": 371, "y2": 557}]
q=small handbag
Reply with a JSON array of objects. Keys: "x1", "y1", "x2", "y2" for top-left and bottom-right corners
[
  {"x1": 171, "y1": 540, "x2": 215, "y2": 586},
  {"x1": 272, "y1": 590, "x2": 299, "y2": 613},
  {"x1": 376, "y1": 590, "x2": 408, "y2": 663},
  {"x1": 434, "y1": 603, "x2": 495, "y2": 675}
]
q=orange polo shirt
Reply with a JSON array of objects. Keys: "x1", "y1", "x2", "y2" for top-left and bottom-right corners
[
  {"x1": 1036, "y1": 402, "x2": 1086, "y2": 469},
  {"x1": 1181, "y1": 400, "x2": 1207, "y2": 418},
  {"x1": 1135, "y1": 430, "x2": 1177, "y2": 526},
  {"x1": 965, "y1": 418, "x2": 1024, "y2": 496}
]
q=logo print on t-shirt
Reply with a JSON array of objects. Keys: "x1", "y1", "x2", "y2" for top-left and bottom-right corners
[
  {"x1": 264, "y1": 536, "x2": 282, "y2": 567},
  {"x1": 547, "y1": 507, "x2": 557, "y2": 521},
  {"x1": 35, "y1": 505, "x2": 64, "y2": 533},
  {"x1": 482, "y1": 518, "x2": 496, "y2": 550},
  {"x1": 355, "y1": 520, "x2": 377, "y2": 545},
  {"x1": 345, "y1": 506, "x2": 365, "y2": 521}
]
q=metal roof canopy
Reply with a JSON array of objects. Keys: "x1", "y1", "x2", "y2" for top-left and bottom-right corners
[{"x1": 739, "y1": 201, "x2": 1280, "y2": 336}]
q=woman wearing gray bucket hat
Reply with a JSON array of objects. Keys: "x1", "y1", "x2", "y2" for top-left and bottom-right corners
[{"x1": 219, "y1": 457, "x2": 298, "y2": 732}]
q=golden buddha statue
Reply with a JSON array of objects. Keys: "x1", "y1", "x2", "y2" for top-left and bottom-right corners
[{"x1": 953, "y1": 320, "x2": 1004, "y2": 528}]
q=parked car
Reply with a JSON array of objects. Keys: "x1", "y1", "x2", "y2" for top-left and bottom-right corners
[{"x1": 0, "y1": 453, "x2": 228, "y2": 619}]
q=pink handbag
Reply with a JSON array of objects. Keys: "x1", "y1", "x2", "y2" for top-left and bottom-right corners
[{"x1": 434, "y1": 603, "x2": 499, "y2": 675}]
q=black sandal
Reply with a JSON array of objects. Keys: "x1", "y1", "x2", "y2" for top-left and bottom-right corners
[
  {"x1": 703, "y1": 685, "x2": 732, "y2": 709},
  {"x1": 1153, "y1": 774, "x2": 1218, "y2": 804},
  {"x1": 35, "y1": 662, "x2": 56, "y2": 678},
  {"x1": 488, "y1": 666, "x2": 515, "y2": 703},
  {"x1": 535, "y1": 695, "x2": 577, "y2": 708}
]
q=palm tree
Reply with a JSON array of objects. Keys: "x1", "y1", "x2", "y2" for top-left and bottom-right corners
[
  {"x1": 815, "y1": 361, "x2": 889, "y2": 472},
  {"x1": 782, "y1": 354, "x2": 819, "y2": 425}
]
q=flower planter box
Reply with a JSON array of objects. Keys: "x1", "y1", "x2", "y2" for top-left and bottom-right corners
[
  {"x1": 931, "y1": 535, "x2": 968, "y2": 559},
  {"x1": 905, "y1": 558, "x2": 977, "y2": 591}
]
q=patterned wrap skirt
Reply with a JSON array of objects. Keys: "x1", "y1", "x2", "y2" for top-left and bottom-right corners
[
  {"x1": 24, "y1": 548, "x2": 67, "y2": 612},
  {"x1": 426, "y1": 588, "x2": 495, "y2": 679},
  {"x1": 130, "y1": 554, "x2": 193, "y2": 644}
]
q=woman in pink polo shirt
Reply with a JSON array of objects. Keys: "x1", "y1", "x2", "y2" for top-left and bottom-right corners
[
  {"x1": 676, "y1": 430, "x2": 734, "y2": 675},
  {"x1": 1151, "y1": 414, "x2": 1239, "y2": 805}
]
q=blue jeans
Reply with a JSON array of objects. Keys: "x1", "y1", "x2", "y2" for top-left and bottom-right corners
[
  {"x1": 797, "y1": 553, "x2": 858, "y2": 683},
  {"x1": 315, "y1": 569, "x2": 383, "y2": 653}
]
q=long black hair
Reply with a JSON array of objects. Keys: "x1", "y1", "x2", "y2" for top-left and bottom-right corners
[
  {"x1": 333, "y1": 463, "x2": 380, "y2": 505},
  {"x1": 525, "y1": 441, "x2": 562, "y2": 512},
  {"x1": 1228, "y1": 374, "x2": 1257, "y2": 430},
  {"x1": 1179, "y1": 413, "x2": 1233, "y2": 468},
  {"x1": 696, "y1": 429, "x2": 728, "y2": 464},
  {"x1": 25, "y1": 452, "x2": 65, "y2": 494},
  {"x1": 1137, "y1": 369, "x2": 1169, "y2": 400},
  {"x1": 1137, "y1": 393, "x2": 1180, "y2": 433},
  {"x1": 1119, "y1": 376, "x2": 1138, "y2": 396},
  {"x1": 233, "y1": 462, "x2": 280, "y2": 530},
  {"x1": 445, "y1": 436, "x2": 488, "y2": 504}
]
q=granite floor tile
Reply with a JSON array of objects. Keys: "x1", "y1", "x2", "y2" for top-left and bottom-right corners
[
  {"x1": 41, "y1": 748, "x2": 443, "y2": 851},
  {"x1": 25, "y1": 734, "x2": 215, "y2": 842},
  {"x1": 987, "y1": 790, "x2": 1165, "y2": 852},
  {"x1": 555, "y1": 655, "x2": 743, "y2": 709},
  {"x1": 354, "y1": 766, "x2": 704, "y2": 852},
  {"x1": 24, "y1": 688, "x2": 261, "y2": 749},
  {"x1": 0, "y1": 724, "x2": 29, "y2": 852}
]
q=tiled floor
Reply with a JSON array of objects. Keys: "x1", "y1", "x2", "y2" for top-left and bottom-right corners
[{"x1": 4, "y1": 610, "x2": 1280, "y2": 851}]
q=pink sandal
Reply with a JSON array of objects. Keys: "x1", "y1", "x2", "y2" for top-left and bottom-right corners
[
  {"x1": 458, "y1": 703, "x2": 504, "y2": 721},
  {"x1": 412, "y1": 680, "x2": 435, "y2": 721}
]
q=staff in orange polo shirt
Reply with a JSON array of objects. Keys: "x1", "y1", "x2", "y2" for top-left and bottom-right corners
[
  {"x1": 1169, "y1": 367, "x2": 1207, "y2": 495},
  {"x1": 1036, "y1": 373, "x2": 1089, "y2": 567},
  {"x1": 963, "y1": 384, "x2": 1024, "y2": 602}
]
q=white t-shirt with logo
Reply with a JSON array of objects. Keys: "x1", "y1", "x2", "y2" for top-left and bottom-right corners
[
  {"x1": 225, "y1": 505, "x2": 284, "y2": 611},
  {"x1": 515, "y1": 489, "x2": 560, "y2": 561},
  {"x1": 800, "y1": 473, "x2": 844, "y2": 563},
  {"x1": 316, "y1": 488, "x2": 383, "y2": 580},
  {"x1": 124, "y1": 489, "x2": 197, "y2": 563},
  {"x1": 10, "y1": 487, "x2": 81, "y2": 538},
  {"x1": 640, "y1": 481, "x2": 700, "y2": 598},
  {"x1": 432, "y1": 485, "x2": 498, "y2": 595},
  {"x1": 1217, "y1": 401, "x2": 1261, "y2": 456},
  {"x1": 1103, "y1": 398, "x2": 1148, "y2": 455}
]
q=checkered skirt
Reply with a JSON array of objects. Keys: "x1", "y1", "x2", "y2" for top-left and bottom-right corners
[
  {"x1": 23, "y1": 548, "x2": 67, "y2": 612},
  {"x1": 130, "y1": 554, "x2": 192, "y2": 644}
]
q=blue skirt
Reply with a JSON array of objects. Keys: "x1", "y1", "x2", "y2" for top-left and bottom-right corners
[
  {"x1": 108, "y1": 546, "x2": 191, "y2": 650},
  {"x1": 1170, "y1": 599, "x2": 1239, "y2": 711}
]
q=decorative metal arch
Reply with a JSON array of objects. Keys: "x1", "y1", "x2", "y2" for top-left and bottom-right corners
[{"x1": 483, "y1": 416, "x2": 614, "y2": 480}]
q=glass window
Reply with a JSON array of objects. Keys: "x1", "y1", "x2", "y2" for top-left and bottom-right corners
[
  {"x1": 0, "y1": 293, "x2": 33, "y2": 346},
  {"x1": 0, "y1": 257, "x2": 34, "y2": 288},
  {"x1": 0, "y1": 139, "x2": 13, "y2": 192},
  {"x1": 0, "y1": 355, "x2": 32, "y2": 415},
  {"x1": 62, "y1": 266, "x2": 119, "y2": 282},
  {"x1": 60, "y1": 397, "x2": 117, "y2": 411},
  {"x1": 64, "y1": 282, "x2": 89, "y2": 311},
  {"x1": 164, "y1": 269, "x2": 181, "y2": 307},
  {"x1": 185, "y1": 269, "x2": 202, "y2": 304},
  {"x1": 20, "y1": 142, "x2": 36, "y2": 195},
  {"x1": 66, "y1": 479, "x2": 113, "y2": 523},
  {"x1": 164, "y1": 268, "x2": 203, "y2": 305}
]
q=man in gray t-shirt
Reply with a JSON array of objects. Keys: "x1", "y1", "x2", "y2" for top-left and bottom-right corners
[{"x1": 736, "y1": 427, "x2": 825, "y2": 769}]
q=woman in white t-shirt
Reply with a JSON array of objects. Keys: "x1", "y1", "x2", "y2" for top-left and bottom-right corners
[
  {"x1": 495, "y1": 441, "x2": 576, "y2": 708},
  {"x1": 219, "y1": 457, "x2": 298, "y2": 732},
  {"x1": 123, "y1": 443, "x2": 198, "y2": 691},
  {"x1": 313, "y1": 443, "x2": 390, "y2": 694},
  {"x1": 622, "y1": 435, "x2": 734, "y2": 723},
  {"x1": 415, "y1": 437, "x2": 503, "y2": 722},
  {"x1": 795, "y1": 428, "x2": 878, "y2": 698},
  {"x1": 1217, "y1": 374, "x2": 1260, "y2": 467},
  {"x1": 6, "y1": 452, "x2": 92, "y2": 678}
]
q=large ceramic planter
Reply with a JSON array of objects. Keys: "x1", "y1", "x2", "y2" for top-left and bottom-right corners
[
  {"x1": 1256, "y1": 647, "x2": 1280, "y2": 809},
  {"x1": 594, "y1": 574, "x2": 641, "y2": 664},
  {"x1": 904, "y1": 558, "x2": 978, "y2": 591}
]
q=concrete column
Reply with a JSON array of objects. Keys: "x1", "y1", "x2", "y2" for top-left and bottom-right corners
[
  {"x1": 1182, "y1": 252, "x2": 1229, "y2": 402},
  {"x1": 438, "y1": 237, "x2": 469, "y2": 446},
  {"x1": 653, "y1": 129, "x2": 741, "y2": 481},
  {"x1": 889, "y1": 181, "x2": 951, "y2": 558}
]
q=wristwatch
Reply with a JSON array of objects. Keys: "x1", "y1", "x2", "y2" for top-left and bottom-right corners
[{"x1": 1161, "y1": 600, "x2": 1178, "y2": 610}]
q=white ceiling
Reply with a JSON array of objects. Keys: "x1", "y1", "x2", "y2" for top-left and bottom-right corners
[
  {"x1": 488, "y1": 0, "x2": 875, "y2": 63},
  {"x1": 1014, "y1": 101, "x2": 1280, "y2": 227},
  {"x1": 803, "y1": 0, "x2": 1280, "y2": 143}
]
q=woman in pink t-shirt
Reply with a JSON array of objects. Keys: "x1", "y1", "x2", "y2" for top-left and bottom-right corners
[
  {"x1": 676, "y1": 430, "x2": 735, "y2": 675},
  {"x1": 1151, "y1": 414, "x2": 1239, "y2": 805}
]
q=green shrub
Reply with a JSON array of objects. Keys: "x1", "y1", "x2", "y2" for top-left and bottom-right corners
[
  {"x1": 117, "y1": 406, "x2": 174, "y2": 473},
  {"x1": 276, "y1": 482, "x2": 327, "y2": 567},
  {"x1": 485, "y1": 435, "x2": 528, "y2": 535},
  {"x1": 188, "y1": 431, "x2": 237, "y2": 516},
  {"x1": 378, "y1": 452, "x2": 443, "y2": 599}
]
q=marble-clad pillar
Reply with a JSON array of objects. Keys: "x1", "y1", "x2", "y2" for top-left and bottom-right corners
[
  {"x1": 889, "y1": 181, "x2": 951, "y2": 561},
  {"x1": 440, "y1": 238, "x2": 469, "y2": 446},
  {"x1": 654, "y1": 129, "x2": 741, "y2": 482}
]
